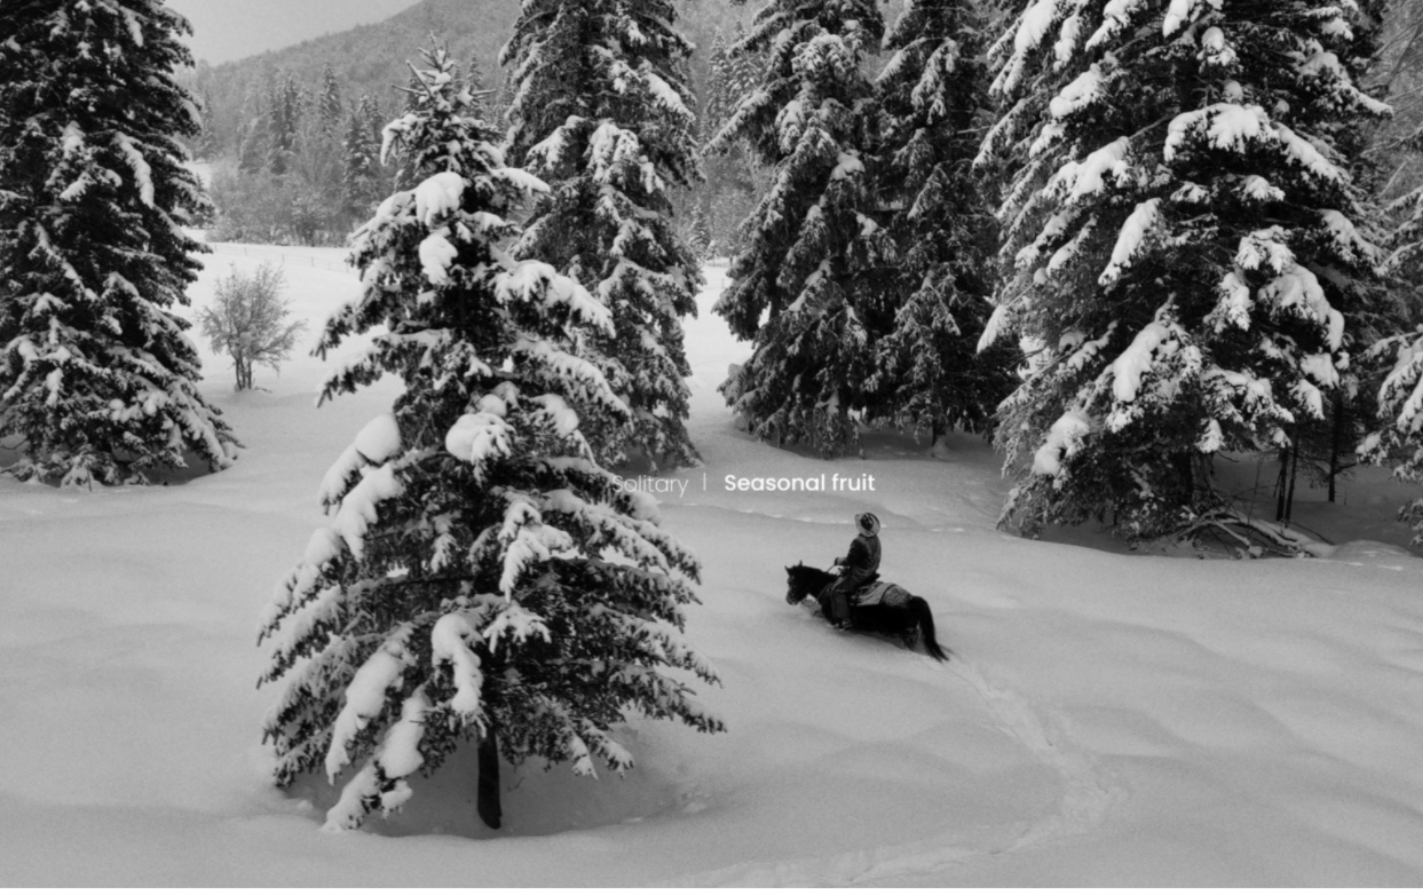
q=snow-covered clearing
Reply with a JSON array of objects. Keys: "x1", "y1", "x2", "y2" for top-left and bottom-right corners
[{"x1": 2, "y1": 247, "x2": 1423, "y2": 885}]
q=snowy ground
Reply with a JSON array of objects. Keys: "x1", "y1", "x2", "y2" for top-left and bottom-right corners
[{"x1": 3, "y1": 245, "x2": 1423, "y2": 885}]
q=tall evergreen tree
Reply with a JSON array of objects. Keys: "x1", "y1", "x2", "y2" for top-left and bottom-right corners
[
  {"x1": 501, "y1": 0, "x2": 704, "y2": 469},
  {"x1": 193, "y1": 86, "x2": 219, "y2": 161},
  {"x1": 266, "y1": 74, "x2": 303, "y2": 176},
  {"x1": 258, "y1": 47, "x2": 721, "y2": 832},
  {"x1": 1360, "y1": 320, "x2": 1423, "y2": 543},
  {"x1": 704, "y1": 29, "x2": 733, "y2": 136},
  {"x1": 317, "y1": 64, "x2": 343, "y2": 136},
  {"x1": 726, "y1": 20, "x2": 765, "y2": 101},
  {"x1": 870, "y1": 0, "x2": 1015, "y2": 446},
  {"x1": 979, "y1": 0, "x2": 1392, "y2": 545},
  {"x1": 1388, "y1": 111, "x2": 1423, "y2": 280},
  {"x1": 1362, "y1": 111, "x2": 1423, "y2": 544},
  {"x1": 236, "y1": 97, "x2": 268, "y2": 175},
  {"x1": 700, "y1": 25, "x2": 754, "y2": 258},
  {"x1": 0, "y1": 0, "x2": 237, "y2": 486},
  {"x1": 341, "y1": 95, "x2": 384, "y2": 224},
  {"x1": 708, "y1": 0, "x2": 894, "y2": 456},
  {"x1": 701, "y1": 22, "x2": 772, "y2": 258},
  {"x1": 465, "y1": 53, "x2": 492, "y2": 120},
  {"x1": 286, "y1": 68, "x2": 344, "y2": 239}
]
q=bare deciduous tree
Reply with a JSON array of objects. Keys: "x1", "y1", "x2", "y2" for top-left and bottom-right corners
[{"x1": 197, "y1": 263, "x2": 306, "y2": 390}]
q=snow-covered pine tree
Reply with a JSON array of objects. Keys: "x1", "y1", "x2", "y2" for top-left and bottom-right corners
[
  {"x1": 1387, "y1": 106, "x2": 1423, "y2": 279},
  {"x1": 1266, "y1": 0, "x2": 1397, "y2": 517},
  {"x1": 708, "y1": 0, "x2": 894, "y2": 455},
  {"x1": 290, "y1": 68, "x2": 343, "y2": 233},
  {"x1": 237, "y1": 96, "x2": 268, "y2": 175},
  {"x1": 978, "y1": 0, "x2": 1391, "y2": 546},
  {"x1": 192, "y1": 86, "x2": 219, "y2": 163},
  {"x1": 501, "y1": 0, "x2": 704, "y2": 469},
  {"x1": 0, "y1": 0, "x2": 237, "y2": 486},
  {"x1": 465, "y1": 53, "x2": 490, "y2": 120},
  {"x1": 701, "y1": 21, "x2": 771, "y2": 260},
  {"x1": 258, "y1": 46, "x2": 722, "y2": 832},
  {"x1": 704, "y1": 29, "x2": 733, "y2": 137},
  {"x1": 727, "y1": 20, "x2": 767, "y2": 104},
  {"x1": 266, "y1": 74, "x2": 303, "y2": 176},
  {"x1": 870, "y1": 0, "x2": 1016, "y2": 447},
  {"x1": 1360, "y1": 318, "x2": 1423, "y2": 543},
  {"x1": 341, "y1": 95, "x2": 383, "y2": 223},
  {"x1": 317, "y1": 64, "x2": 343, "y2": 137},
  {"x1": 1361, "y1": 112, "x2": 1423, "y2": 544}
]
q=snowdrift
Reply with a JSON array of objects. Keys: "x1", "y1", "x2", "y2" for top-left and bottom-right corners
[{"x1": 2, "y1": 247, "x2": 1421, "y2": 885}]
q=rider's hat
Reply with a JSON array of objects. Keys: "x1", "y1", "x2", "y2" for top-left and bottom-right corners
[{"x1": 856, "y1": 512, "x2": 880, "y2": 536}]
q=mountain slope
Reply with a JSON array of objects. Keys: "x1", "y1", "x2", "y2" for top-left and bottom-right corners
[{"x1": 189, "y1": 0, "x2": 760, "y2": 155}]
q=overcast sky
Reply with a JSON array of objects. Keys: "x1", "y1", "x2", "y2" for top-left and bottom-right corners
[{"x1": 167, "y1": 0, "x2": 422, "y2": 65}]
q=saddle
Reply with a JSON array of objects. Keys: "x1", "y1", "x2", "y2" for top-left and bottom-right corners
[
  {"x1": 823, "y1": 572, "x2": 908, "y2": 608},
  {"x1": 853, "y1": 579, "x2": 911, "y2": 608}
]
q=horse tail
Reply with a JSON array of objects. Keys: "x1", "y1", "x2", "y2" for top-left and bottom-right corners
[{"x1": 911, "y1": 597, "x2": 949, "y2": 662}]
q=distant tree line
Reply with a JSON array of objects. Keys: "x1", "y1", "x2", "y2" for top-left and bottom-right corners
[{"x1": 181, "y1": 17, "x2": 776, "y2": 252}]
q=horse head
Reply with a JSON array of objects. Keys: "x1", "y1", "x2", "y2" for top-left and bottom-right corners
[{"x1": 785, "y1": 561, "x2": 827, "y2": 605}]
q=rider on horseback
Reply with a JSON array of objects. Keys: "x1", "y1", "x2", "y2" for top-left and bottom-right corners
[{"x1": 826, "y1": 512, "x2": 881, "y2": 629}]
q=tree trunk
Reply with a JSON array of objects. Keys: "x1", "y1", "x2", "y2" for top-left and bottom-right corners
[
  {"x1": 1274, "y1": 447, "x2": 1288, "y2": 522},
  {"x1": 1285, "y1": 445, "x2": 1300, "y2": 524},
  {"x1": 1328, "y1": 390, "x2": 1344, "y2": 504},
  {"x1": 477, "y1": 721, "x2": 502, "y2": 829}
]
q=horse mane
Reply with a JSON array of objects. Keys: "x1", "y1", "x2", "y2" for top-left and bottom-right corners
[{"x1": 786, "y1": 562, "x2": 835, "y2": 588}]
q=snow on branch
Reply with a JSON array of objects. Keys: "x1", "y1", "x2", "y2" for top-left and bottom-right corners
[
  {"x1": 112, "y1": 133, "x2": 154, "y2": 207},
  {"x1": 1085, "y1": 0, "x2": 1146, "y2": 51},
  {"x1": 1046, "y1": 137, "x2": 1130, "y2": 203},
  {"x1": 1032, "y1": 410, "x2": 1091, "y2": 477},
  {"x1": 1165, "y1": 104, "x2": 1270, "y2": 160},
  {"x1": 322, "y1": 689, "x2": 430, "y2": 831},
  {"x1": 1050, "y1": 64, "x2": 1111, "y2": 120},
  {"x1": 492, "y1": 165, "x2": 548, "y2": 194},
  {"x1": 1162, "y1": 0, "x2": 1210, "y2": 37},
  {"x1": 324, "y1": 625, "x2": 417, "y2": 781},
  {"x1": 996, "y1": 0, "x2": 1064, "y2": 94},
  {"x1": 1256, "y1": 264, "x2": 1344, "y2": 351},
  {"x1": 496, "y1": 262, "x2": 614, "y2": 334},
  {"x1": 1176, "y1": 506, "x2": 1331, "y2": 558},
  {"x1": 332, "y1": 462, "x2": 406, "y2": 559},
  {"x1": 431, "y1": 612, "x2": 486, "y2": 721},
  {"x1": 511, "y1": 336, "x2": 627, "y2": 417},
  {"x1": 483, "y1": 600, "x2": 552, "y2": 654},
  {"x1": 419, "y1": 230, "x2": 459, "y2": 284},
  {"x1": 1369, "y1": 332, "x2": 1423, "y2": 437},
  {"x1": 1111, "y1": 319, "x2": 1179, "y2": 403},
  {"x1": 444, "y1": 409, "x2": 514, "y2": 479},
  {"x1": 353, "y1": 413, "x2": 402, "y2": 465},
  {"x1": 1099, "y1": 198, "x2": 1161, "y2": 285},
  {"x1": 413, "y1": 171, "x2": 464, "y2": 225},
  {"x1": 494, "y1": 496, "x2": 575, "y2": 596}
]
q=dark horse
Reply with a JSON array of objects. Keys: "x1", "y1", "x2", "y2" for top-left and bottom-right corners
[{"x1": 784, "y1": 563, "x2": 948, "y2": 661}]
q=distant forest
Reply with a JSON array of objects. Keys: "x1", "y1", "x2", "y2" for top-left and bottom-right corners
[{"x1": 177, "y1": 0, "x2": 791, "y2": 251}]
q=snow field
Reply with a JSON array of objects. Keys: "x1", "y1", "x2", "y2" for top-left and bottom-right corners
[{"x1": 1, "y1": 252, "x2": 1422, "y2": 884}]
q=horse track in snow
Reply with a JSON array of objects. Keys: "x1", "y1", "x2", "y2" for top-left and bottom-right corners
[
  {"x1": 675, "y1": 654, "x2": 1125, "y2": 886},
  {"x1": 946, "y1": 659, "x2": 1122, "y2": 853}
]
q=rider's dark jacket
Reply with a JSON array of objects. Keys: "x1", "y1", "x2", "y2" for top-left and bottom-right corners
[{"x1": 837, "y1": 533, "x2": 881, "y2": 591}]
